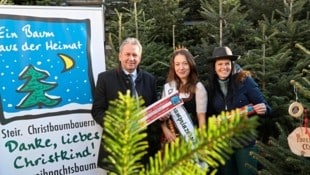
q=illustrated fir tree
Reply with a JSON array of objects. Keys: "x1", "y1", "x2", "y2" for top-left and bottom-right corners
[{"x1": 16, "y1": 64, "x2": 61, "y2": 109}]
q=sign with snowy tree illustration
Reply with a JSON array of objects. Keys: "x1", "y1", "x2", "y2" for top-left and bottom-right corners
[
  {"x1": 0, "y1": 6, "x2": 105, "y2": 175},
  {"x1": 0, "y1": 13, "x2": 96, "y2": 124}
]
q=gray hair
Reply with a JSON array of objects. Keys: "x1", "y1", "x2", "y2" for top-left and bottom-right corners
[{"x1": 119, "y1": 37, "x2": 142, "y2": 55}]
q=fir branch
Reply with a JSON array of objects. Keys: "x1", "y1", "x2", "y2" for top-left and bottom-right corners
[
  {"x1": 145, "y1": 108, "x2": 259, "y2": 175},
  {"x1": 103, "y1": 92, "x2": 260, "y2": 175},
  {"x1": 255, "y1": 123, "x2": 310, "y2": 175},
  {"x1": 104, "y1": 91, "x2": 148, "y2": 175}
]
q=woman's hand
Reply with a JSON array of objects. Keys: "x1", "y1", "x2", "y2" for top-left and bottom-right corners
[
  {"x1": 162, "y1": 126, "x2": 176, "y2": 143},
  {"x1": 158, "y1": 114, "x2": 170, "y2": 121},
  {"x1": 253, "y1": 103, "x2": 267, "y2": 115}
]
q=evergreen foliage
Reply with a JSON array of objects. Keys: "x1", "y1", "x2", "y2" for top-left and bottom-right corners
[
  {"x1": 103, "y1": 91, "x2": 148, "y2": 174},
  {"x1": 236, "y1": 0, "x2": 309, "y2": 141},
  {"x1": 0, "y1": 0, "x2": 13, "y2": 4},
  {"x1": 252, "y1": 43, "x2": 310, "y2": 175},
  {"x1": 104, "y1": 0, "x2": 179, "y2": 93},
  {"x1": 103, "y1": 91, "x2": 260, "y2": 175},
  {"x1": 252, "y1": 123, "x2": 310, "y2": 175},
  {"x1": 141, "y1": 0, "x2": 188, "y2": 44},
  {"x1": 290, "y1": 44, "x2": 310, "y2": 101},
  {"x1": 241, "y1": 0, "x2": 284, "y2": 23}
]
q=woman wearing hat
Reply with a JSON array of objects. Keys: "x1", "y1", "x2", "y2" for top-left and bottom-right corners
[{"x1": 206, "y1": 46, "x2": 271, "y2": 175}]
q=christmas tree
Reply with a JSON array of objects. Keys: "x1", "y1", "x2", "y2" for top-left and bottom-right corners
[{"x1": 250, "y1": 44, "x2": 310, "y2": 175}]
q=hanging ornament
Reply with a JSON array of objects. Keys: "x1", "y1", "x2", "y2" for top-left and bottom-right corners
[
  {"x1": 287, "y1": 127, "x2": 310, "y2": 157},
  {"x1": 288, "y1": 108, "x2": 310, "y2": 157},
  {"x1": 289, "y1": 102, "x2": 304, "y2": 118},
  {"x1": 288, "y1": 85, "x2": 304, "y2": 118}
]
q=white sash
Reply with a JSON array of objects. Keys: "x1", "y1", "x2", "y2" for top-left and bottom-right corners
[
  {"x1": 164, "y1": 82, "x2": 196, "y2": 143},
  {"x1": 164, "y1": 81, "x2": 208, "y2": 169}
]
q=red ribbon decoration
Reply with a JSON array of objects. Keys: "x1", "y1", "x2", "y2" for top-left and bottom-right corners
[{"x1": 303, "y1": 108, "x2": 310, "y2": 138}]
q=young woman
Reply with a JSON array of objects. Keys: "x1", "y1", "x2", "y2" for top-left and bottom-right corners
[{"x1": 160, "y1": 48, "x2": 207, "y2": 143}]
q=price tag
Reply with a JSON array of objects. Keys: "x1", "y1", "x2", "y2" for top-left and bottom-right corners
[{"x1": 287, "y1": 127, "x2": 310, "y2": 157}]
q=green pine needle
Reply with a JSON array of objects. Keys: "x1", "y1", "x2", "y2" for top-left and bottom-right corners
[{"x1": 103, "y1": 92, "x2": 259, "y2": 175}]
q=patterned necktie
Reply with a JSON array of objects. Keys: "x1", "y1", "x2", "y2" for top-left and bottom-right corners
[{"x1": 128, "y1": 74, "x2": 137, "y2": 97}]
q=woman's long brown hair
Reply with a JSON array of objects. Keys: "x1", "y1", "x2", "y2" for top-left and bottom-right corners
[{"x1": 166, "y1": 49, "x2": 199, "y2": 94}]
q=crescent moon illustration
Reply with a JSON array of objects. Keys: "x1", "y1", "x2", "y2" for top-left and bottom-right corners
[{"x1": 58, "y1": 53, "x2": 75, "y2": 72}]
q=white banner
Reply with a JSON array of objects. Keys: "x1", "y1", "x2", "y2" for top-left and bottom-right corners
[{"x1": 0, "y1": 5, "x2": 105, "y2": 175}]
